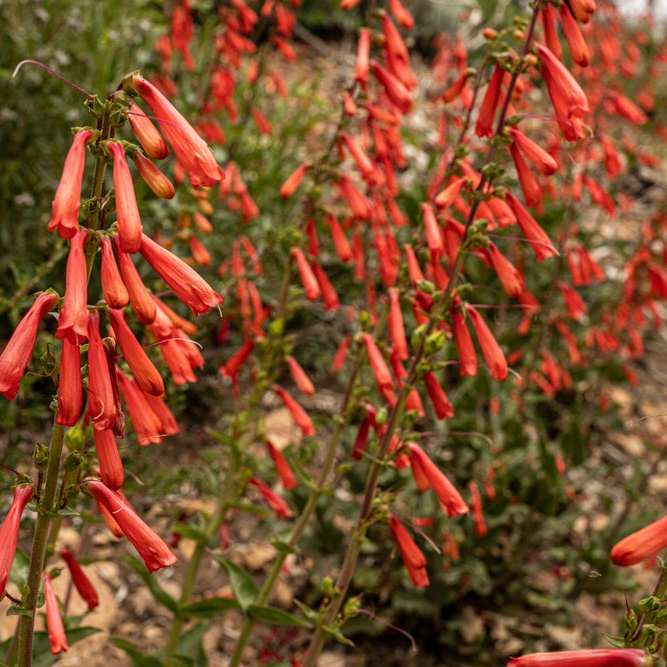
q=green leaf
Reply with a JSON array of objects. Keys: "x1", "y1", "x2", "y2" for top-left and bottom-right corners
[
  {"x1": 122, "y1": 556, "x2": 180, "y2": 614},
  {"x1": 31, "y1": 627, "x2": 101, "y2": 667},
  {"x1": 602, "y1": 633, "x2": 629, "y2": 649},
  {"x1": 180, "y1": 597, "x2": 240, "y2": 618},
  {"x1": 169, "y1": 524, "x2": 210, "y2": 544},
  {"x1": 173, "y1": 620, "x2": 209, "y2": 667},
  {"x1": 110, "y1": 638, "x2": 166, "y2": 667},
  {"x1": 246, "y1": 604, "x2": 311, "y2": 628},
  {"x1": 211, "y1": 555, "x2": 258, "y2": 612},
  {"x1": 270, "y1": 539, "x2": 297, "y2": 555}
]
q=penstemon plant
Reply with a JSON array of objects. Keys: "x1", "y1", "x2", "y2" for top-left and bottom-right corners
[{"x1": 4, "y1": 0, "x2": 667, "y2": 666}]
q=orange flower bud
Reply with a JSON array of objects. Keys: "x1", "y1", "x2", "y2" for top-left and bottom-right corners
[
  {"x1": 127, "y1": 101, "x2": 169, "y2": 160},
  {"x1": 389, "y1": 514, "x2": 429, "y2": 587}
]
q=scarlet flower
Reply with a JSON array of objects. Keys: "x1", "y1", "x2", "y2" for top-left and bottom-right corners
[
  {"x1": 466, "y1": 306, "x2": 508, "y2": 381},
  {"x1": 541, "y1": 4, "x2": 562, "y2": 59},
  {"x1": 452, "y1": 310, "x2": 477, "y2": 377},
  {"x1": 100, "y1": 236, "x2": 129, "y2": 309},
  {"x1": 435, "y1": 177, "x2": 466, "y2": 209},
  {"x1": 506, "y1": 649, "x2": 647, "y2": 666},
  {"x1": 55, "y1": 339, "x2": 82, "y2": 426},
  {"x1": 273, "y1": 384, "x2": 316, "y2": 436},
  {"x1": 114, "y1": 237, "x2": 157, "y2": 324},
  {"x1": 86, "y1": 310, "x2": 118, "y2": 431},
  {"x1": 56, "y1": 229, "x2": 89, "y2": 344},
  {"x1": 475, "y1": 64, "x2": 504, "y2": 138},
  {"x1": 286, "y1": 355, "x2": 315, "y2": 395},
  {"x1": 422, "y1": 203, "x2": 444, "y2": 260},
  {"x1": 351, "y1": 417, "x2": 372, "y2": 461},
  {"x1": 611, "y1": 514, "x2": 667, "y2": 566},
  {"x1": 107, "y1": 307, "x2": 164, "y2": 396},
  {"x1": 332, "y1": 335, "x2": 351, "y2": 372},
  {"x1": 508, "y1": 128, "x2": 558, "y2": 175},
  {"x1": 389, "y1": 514, "x2": 429, "y2": 587},
  {"x1": 0, "y1": 292, "x2": 58, "y2": 400},
  {"x1": 127, "y1": 101, "x2": 169, "y2": 160},
  {"x1": 157, "y1": 334, "x2": 202, "y2": 385},
  {"x1": 484, "y1": 243, "x2": 523, "y2": 299},
  {"x1": 0, "y1": 484, "x2": 34, "y2": 598},
  {"x1": 361, "y1": 334, "x2": 394, "y2": 394},
  {"x1": 220, "y1": 341, "x2": 254, "y2": 379},
  {"x1": 371, "y1": 61, "x2": 413, "y2": 114},
  {"x1": 406, "y1": 442, "x2": 469, "y2": 517},
  {"x1": 423, "y1": 371, "x2": 455, "y2": 419},
  {"x1": 59, "y1": 547, "x2": 99, "y2": 611},
  {"x1": 116, "y1": 369, "x2": 163, "y2": 445},
  {"x1": 388, "y1": 288, "x2": 408, "y2": 361},
  {"x1": 280, "y1": 163, "x2": 308, "y2": 199},
  {"x1": 469, "y1": 481, "x2": 487, "y2": 537},
  {"x1": 139, "y1": 233, "x2": 223, "y2": 316},
  {"x1": 510, "y1": 142, "x2": 542, "y2": 208},
  {"x1": 248, "y1": 477, "x2": 292, "y2": 519},
  {"x1": 556, "y1": 281, "x2": 587, "y2": 319},
  {"x1": 326, "y1": 213, "x2": 352, "y2": 262},
  {"x1": 83, "y1": 479, "x2": 177, "y2": 572},
  {"x1": 48, "y1": 128, "x2": 96, "y2": 240},
  {"x1": 290, "y1": 247, "x2": 320, "y2": 301},
  {"x1": 559, "y1": 3, "x2": 590, "y2": 67},
  {"x1": 143, "y1": 391, "x2": 179, "y2": 438},
  {"x1": 610, "y1": 91, "x2": 648, "y2": 125},
  {"x1": 94, "y1": 427, "x2": 124, "y2": 491},
  {"x1": 127, "y1": 73, "x2": 224, "y2": 188},
  {"x1": 107, "y1": 141, "x2": 143, "y2": 253},
  {"x1": 43, "y1": 573, "x2": 69, "y2": 654},
  {"x1": 340, "y1": 132, "x2": 379, "y2": 185},
  {"x1": 188, "y1": 235, "x2": 211, "y2": 267},
  {"x1": 132, "y1": 151, "x2": 175, "y2": 199},
  {"x1": 266, "y1": 440, "x2": 296, "y2": 489},
  {"x1": 354, "y1": 28, "x2": 370, "y2": 86},
  {"x1": 388, "y1": 0, "x2": 415, "y2": 29},
  {"x1": 505, "y1": 192, "x2": 558, "y2": 262}
]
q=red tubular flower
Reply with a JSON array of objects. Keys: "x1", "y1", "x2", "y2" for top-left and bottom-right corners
[
  {"x1": 354, "y1": 28, "x2": 370, "y2": 86},
  {"x1": 219, "y1": 341, "x2": 254, "y2": 379},
  {"x1": 388, "y1": 0, "x2": 415, "y2": 29},
  {"x1": 132, "y1": 151, "x2": 175, "y2": 199},
  {"x1": 55, "y1": 339, "x2": 82, "y2": 426},
  {"x1": 266, "y1": 440, "x2": 296, "y2": 489},
  {"x1": 361, "y1": 334, "x2": 394, "y2": 394},
  {"x1": 290, "y1": 247, "x2": 321, "y2": 301},
  {"x1": 484, "y1": 243, "x2": 523, "y2": 298},
  {"x1": 273, "y1": 384, "x2": 316, "y2": 436},
  {"x1": 435, "y1": 177, "x2": 466, "y2": 209},
  {"x1": 506, "y1": 649, "x2": 647, "y2": 666},
  {"x1": 611, "y1": 514, "x2": 667, "y2": 566},
  {"x1": 371, "y1": 61, "x2": 413, "y2": 114},
  {"x1": 59, "y1": 547, "x2": 99, "y2": 611},
  {"x1": 127, "y1": 73, "x2": 224, "y2": 188},
  {"x1": 452, "y1": 310, "x2": 477, "y2": 377},
  {"x1": 312, "y1": 262, "x2": 341, "y2": 312},
  {"x1": 422, "y1": 202, "x2": 444, "y2": 260},
  {"x1": 510, "y1": 142, "x2": 542, "y2": 208},
  {"x1": 107, "y1": 141, "x2": 143, "y2": 253},
  {"x1": 139, "y1": 234, "x2": 223, "y2": 316},
  {"x1": 107, "y1": 307, "x2": 164, "y2": 396},
  {"x1": 56, "y1": 229, "x2": 89, "y2": 344},
  {"x1": 351, "y1": 417, "x2": 372, "y2": 461},
  {"x1": 48, "y1": 129, "x2": 96, "y2": 240},
  {"x1": 508, "y1": 128, "x2": 558, "y2": 175},
  {"x1": 94, "y1": 427, "x2": 124, "y2": 490},
  {"x1": 389, "y1": 514, "x2": 429, "y2": 587},
  {"x1": 388, "y1": 288, "x2": 408, "y2": 360},
  {"x1": 100, "y1": 236, "x2": 129, "y2": 309},
  {"x1": 475, "y1": 64, "x2": 504, "y2": 138},
  {"x1": 407, "y1": 442, "x2": 469, "y2": 517},
  {"x1": 332, "y1": 335, "x2": 351, "y2": 372},
  {"x1": 610, "y1": 91, "x2": 648, "y2": 125},
  {"x1": 286, "y1": 355, "x2": 314, "y2": 395},
  {"x1": 559, "y1": 3, "x2": 590, "y2": 67},
  {"x1": 0, "y1": 292, "x2": 58, "y2": 400},
  {"x1": 116, "y1": 369, "x2": 163, "y2": 445},
  {"x1": 43, "y1": 573, "x2": 69, "y2": 654},
  {"x1": 248, "y1": 477, "x2": 293, "y2": 519},
  {"x1": 86, "y1": 310, "x2": 118, "y2": 431},
  {"x1": 127, "y1": 101, "x2": 169, "y2": 160},
  {"x1": 469, "y1": 481, "x2": 487, "y2": 537},
  {"x1": 114, "y1": 238, "x2": 157, "y2": 324},
  {"x1": 541, "y1": 4, "x2": 562, "y2": 59},
  {"x1": 0, "y1": 484, "x2": 34, "y2": 598},
  {"x1": 280, "y1": 163, "x2": 308, "y2": 199},
  {"x1": 326, "y1": 214, "x2": 352, "y2": 261},
  {"x1": 144, "y1": 392, "x2": 179, "y2": 437},
  {"x1": 505, "y1": 192, "x2": 558, "y2": 262},
  {"x1": 83, "y1": 479, "x2": 177, "y2": 572},
  {"x1": 340, "y1": 132, "x2": 378, "y2": 185},
  {"x1": 466, "y1": 306, "x2": 508, "y2": 381},
  {"x1": 423, "y1": 372, "x2": 454, "y2": 419}
]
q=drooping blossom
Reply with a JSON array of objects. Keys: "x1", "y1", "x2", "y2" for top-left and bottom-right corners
[
  {"x1": 361, "y1": 334, "x2": 394, "y2": 394},
  {"x1": 94, "y1": 427, "x2": 124, "y2": 490},
  {"x1": 286, "y1": 355, "x2": 315, "y2": 395},
  {"x1": 505, "y1": 192, "x2": 558, "y2": 262},
  {"x1": 388, "y1": 0, "x2": 415, "y2": 29},
  {"x1": 506, "y1": 649, "x2": 647, "y2": 666},
  {"x1": 107, "y1": 141, "x2": 143, "y2": 253},
  {"x1": 510, "y1": 142, "x2": 542, "y2": 208},
  {"x1": 55, "y1": 339, "x2": 82, "y2": 426},
  {"x1": 0, "y1": 292, "x2": 58, "y2": 400},
  {"x1": 611, "y1": 514, "x2": 667, "y2": 566},
  {"x1": 475, "y1": 64, "x2": 504, "y2": 138},
  {"x1": 248, "y1": 477, "x2": 292, "y2": 519},
  {"x1": 290, "y1": 247, "x2": 320, "y2": 301},
  {"x1": 406, "y1": 442, "x2": 469, "y2": 517},
  {"x1": 48, "y1": 128, "x2": 96, "y2": 240},
  {"x1": 139, "y1": 234, "x2": 223, "y2": 316},
  {"x1": 126, "y1": 73, "x2": 224, "y2": 188},
  {"x1": 116, "y1": 369, "x2": 163, "y2": 445},
  {"x1": 469, "y1": 481, "x2": 487, "y2": 537},
  {"x1": 219, "y1": 341, "x2": 254, "y2": 379},
  {"x1": 100, "y1": 236, "x2": 129, "y2": 309},
  {"x1": 273, "y1": 384, "x2": 316, "y2": 436},
  {"x1": 280, "y1": 163, "x2": 308, "y2": 199},
  {"x1": 83, "y1": 479, "x2": 177, "y2": 572},
  {"x1": 559, "y1": 3, "x2": 590, "y2": 67},
  {"x1": 126, "y1": 101, "x2": 169, "y2": 160},
  {"x1": 389, "y1": 514, "x2": 429, "y2": 587},
  {"x1": 59, "y1": 547, "x2": 99, "y2": 611},
  {"x1": 371, "y1": 61, "x2": 413, "y2": 114},
  {"x1": 466, "y1": 306, "x2": 508, "y2": 381},
  {"x1": 452, "y1": 310, "x2": 477, "y2": 377},
  {"x1": 508, "y1": 128, "x2": 558, "y2": 175},
  {"x1": 423, "y1": 371, "x2": 455, "y2": 419},
  {"x1": 43, "y1": 573, "x2": 69, "y2": 654},
  {"x1": 388, "y1": 288, "x2": 408, "y2": 360},
  {"x1": 56, "y1": 229, "x2": 89, "y2": 344},
  {"x1": 311, "y1": 262, "x2": 340, "y2": 311},
  {"x1": 0, "y1": 484, "x2": 34, "y2": 598},
  {"x1": 354, "y1": 28, "x2": 370, "y2": 86},
  {"x1": 266, "y1": 440, "x2": 296, "y2": 489},
  {"x1": 107, "y1": 307, "x2": 164, "y2": 396},
  {"x1": 143, "y1": 391, "x2": 179, "y2": 438},
  {"x1": 86, "y1": 310, "x2": 118, "y2": 432},
  {"x1": 132, "y1": 151, "x2": 175, "y2": 199}
]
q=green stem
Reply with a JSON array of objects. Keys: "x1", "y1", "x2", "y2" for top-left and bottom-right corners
[{"x1": 17, "y1": 422, "x2": 67, "y2": 667}]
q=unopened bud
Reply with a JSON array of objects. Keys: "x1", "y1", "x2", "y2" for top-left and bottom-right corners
[{"x1": 33, "y1": 443, "x2": 49, "y2": 471}]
